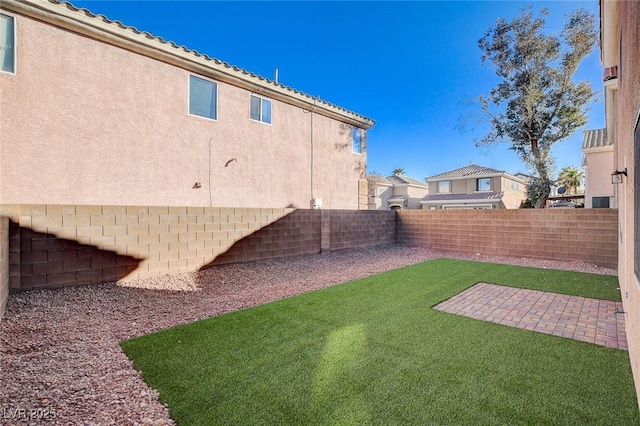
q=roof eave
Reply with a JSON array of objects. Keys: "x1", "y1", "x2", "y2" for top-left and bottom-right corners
[
  {"x1": 2, "y1": 0, "x2": 375, "y2": 129},
  {"x1": 427, "y1": 173, "x2": 525, "y2": 184},
  {"x1": 420, "y1": 198, "x2": 502, "y2": 204}
]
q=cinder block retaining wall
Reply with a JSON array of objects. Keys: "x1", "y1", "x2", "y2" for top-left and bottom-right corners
[
  {"x1": 0, "y1": 205, "x2": 618, "y2": 300},
  {"x1": 397, "y1": 209, "x2": 618, "y2": 269},
  {"x1": 0, "y1": 205, "x2": 396, "y2": 293}
]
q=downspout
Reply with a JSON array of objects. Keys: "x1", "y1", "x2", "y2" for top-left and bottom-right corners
[{"x1": 310, "y1": 98, "x2": 316, "y2": 205}]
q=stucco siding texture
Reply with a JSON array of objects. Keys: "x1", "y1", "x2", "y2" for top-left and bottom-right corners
[
  {"x1": 584, "y1": 150, "x2": 614, "y2": 208},
  {"x1": 501, "y1": 178, "x2": 526, "y2": 209},
  {"x1": 617, "y1": 0, "x2": 640, "y2": 408},
  {"x1": 0, "y1": 12, "x2": 363, "y2": 209}
]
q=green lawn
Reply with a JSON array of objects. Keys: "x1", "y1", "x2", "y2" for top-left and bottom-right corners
[{"x1": 121, "y1": 259, "x2": 639, "y2": 425}]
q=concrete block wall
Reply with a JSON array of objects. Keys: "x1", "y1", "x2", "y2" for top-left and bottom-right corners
[
  {"x1": 397, "y1": 209, "x2": 618, "y2": 268},
  {"x1": 209, "y1": 209, "x2": 322, "y2": 266},
  {"x1": 2, "y1": 204, "x2": 293, "y2": 291},
  {"x1": 327, "y1": 210, "x2": 396, "y2": 250},
  {"x1": 0, "y1": 205, "x2": 396, "y2": 292},
  {"x1": 0, "y1": 217, "x2": 8, "y2": 318}
]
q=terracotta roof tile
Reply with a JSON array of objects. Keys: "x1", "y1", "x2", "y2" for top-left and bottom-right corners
[{"x1": 427, "y1": 164, "x2": 505, "y2": 180}]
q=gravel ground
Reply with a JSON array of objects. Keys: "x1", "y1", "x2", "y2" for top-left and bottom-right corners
[{"x1": 0, "y1": 245, "x2": 616, "y2": 425}]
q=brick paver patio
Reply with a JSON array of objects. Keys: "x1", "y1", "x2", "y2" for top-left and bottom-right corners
[{"x1": 434, "y1": 283, "x2": 627, "y2": 350}]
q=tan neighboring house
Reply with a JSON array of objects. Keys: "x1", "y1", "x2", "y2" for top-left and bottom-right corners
[
  {"x1": 581, "y1": 129, "x2": 614, "y2": 208},
  {"x1": 421, "y1": 164, "x2": 526, "y2": 210},
  {"x1": 0, "y1": 0, "x2": 374, "y2": 210},
  {"x1": 600, "y1": 0, "x2": 640, "y2": 408},
  {"x1": 367, "y1": 175, "x2": 429, "y2": 210}
]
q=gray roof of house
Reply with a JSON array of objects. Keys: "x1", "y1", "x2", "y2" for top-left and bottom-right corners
[
  {"x1": 421, "y1": 192, "x2": 504, "y2": 202},
  {"x1": 386, "y1": 175, "x2": 428, "y2": 187},
  {"x1": 367, "y1": 175, "x2": 392, "y2": 185},
  {"x1": 427, "y1": 164, "x2": 506, "y2": 180},
  {"x1": 582, "y1": 129, "x2": 610, "y2": 149}
]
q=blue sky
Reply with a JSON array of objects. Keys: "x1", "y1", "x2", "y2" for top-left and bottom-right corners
[{"x1": 72, "y1": 0, "x2": 604, "y2": 181}]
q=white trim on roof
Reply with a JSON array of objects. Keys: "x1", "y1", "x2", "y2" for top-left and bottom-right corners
[{"x1": 420, "y1": 198, "x2": 502, "y2": 205}]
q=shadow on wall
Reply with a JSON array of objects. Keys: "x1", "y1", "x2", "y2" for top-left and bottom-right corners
[
  {"x1": 10, "y1": 220, "x2": 142, "y2": 292},
  {"x1": 200, "y1": 209, "x2": 322, "y2": 270}
]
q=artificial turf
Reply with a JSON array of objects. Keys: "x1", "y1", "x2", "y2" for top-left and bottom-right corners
[{"x1": 121, "y1": 259, "x2": 639, "y2": 425}]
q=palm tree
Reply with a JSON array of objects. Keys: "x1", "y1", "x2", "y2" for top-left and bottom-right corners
[
  {"x1": 392, "y1": 168, "x2": 405, "y2": 175},
  {"x1": 557, "y1": 166, "x2": 584, "y2": 195}
]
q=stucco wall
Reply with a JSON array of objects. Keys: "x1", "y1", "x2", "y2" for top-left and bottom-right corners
[
  {"x1": 616, "y1": 0, "x2": 640, "y2": 408},
  {"x1": 397, "y1": 209, "x2": 618, "y2": 268},
  {"x1": 406, "y1": 186, "x2": 429, "y2": 209},
  {"x1": 0, "y1": 9, "x2": 365, "y2": 210},
  {"x1": 501, "y1": 178, "x2": 526, "y2": 209},
  {"x1": 584, "y1": 150, "x2": 614, "y2": 208}
]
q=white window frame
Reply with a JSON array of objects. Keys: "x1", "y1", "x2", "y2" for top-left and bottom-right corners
[
  {"x1": 352, "y1": 127, "x2": 363, "y2": 154},
  {"x1": 437, "y1": 181, "x2": 451, "y2": 194},
  {"x1": 250, "y1": 94, "x2": 272, "y2": 124},
  {"x1": 476, "y1": 178, "x2": 491, "y2": 192},
  {"x1": 0, "y1": 12, "x2": 16, "y2": 75},
  {"x1": 188, "y1": 74, "x2": 218, "y2": 121}
]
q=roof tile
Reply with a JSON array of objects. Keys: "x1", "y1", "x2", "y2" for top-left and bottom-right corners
[
  {"x1": 427, "y1": 164, "x2": 505, "y2": 180},
  {"x1": 581, "y1": 129, "x2": 610, "y2": 149},
  {"x1": 386, "y1": 175, "x2": 428, "y2": 187}
]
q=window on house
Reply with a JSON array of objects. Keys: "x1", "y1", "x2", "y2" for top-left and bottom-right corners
[
  {"x1": 438, "y1": 181, "x2": 450, "y2": 193},
  {"x1": 189, "y1": 75, "x2": 217, "y2": 120},
  {"x1": 0, "y1": 13, "x2": 15, "y2": 74},
  {"x1": 592, "y1": 197, "x2": 610, "y2": 208},
  {"x1": 352, "y1": 128, "x2": 362, "y2": 154},
  {"x1": 477, "y1": 178, "x2": 491, "y2": 191},
  {"x1": 250, "y1": 94, "x2": 271, "y2": 124}
]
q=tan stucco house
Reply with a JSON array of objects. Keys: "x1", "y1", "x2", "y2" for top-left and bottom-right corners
[
  {"x1": 600, "y1": 0, "x2": 640, "y2": 407},
  {"x1": 367, "y1": 174, "x2": 429, "y2": 210},
  {"x1": 0, "y1": 0, "x2": 374, "y2": 210},
  {"x1": 581, "y1": 129, "x2": 615, "y2": 208},
  {"x1": 420, "y1": 164, "x2": 526, "y2": 210}
]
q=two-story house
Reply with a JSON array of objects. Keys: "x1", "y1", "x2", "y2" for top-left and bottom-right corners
[
  {"x1": 0, "y1": 0, "x2": 374, "y2": 210},
  {"x1": 367, "y1": 174, "x2": 429, "y2": 210},
  {"x1": 420, "y1": 164, "x2": 526, "y2": 210}
]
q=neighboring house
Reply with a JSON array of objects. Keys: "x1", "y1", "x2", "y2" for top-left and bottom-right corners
[
  {"x1": 581, "y1": 129, "x2": 614, "y2": 208},
  {"x1": 421, "y1": 164, "x2": 526, "y2": 210},
  {"x1": 0, "y1": 0, "x2": 374, "y2": 210},
  {"x1": 600, "y1": 0, "x2": 640, "y2": 407},
  {"x1": 367, "y1": 174, "x2": 429, "y2": 210}
]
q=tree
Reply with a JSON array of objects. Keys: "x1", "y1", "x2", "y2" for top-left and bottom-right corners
[
  {"x1": 476, "y1": 7, "x2": 596, "y2": 208},
  {"x1": 523, "y1": 177, "x2": 554, "y2": 208},
  {"x1": 557, "y1": 166, "x2": 584, "y2": 194},
  {"x1": 392, "y1": 168, "x2": 405, "y2": 175}
]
